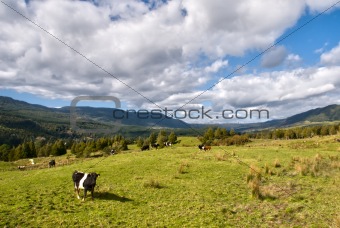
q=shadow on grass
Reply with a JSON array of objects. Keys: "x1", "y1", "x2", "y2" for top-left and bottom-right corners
[{"x1": 95, "y1": 192, "x2": 133, "y2": 202}]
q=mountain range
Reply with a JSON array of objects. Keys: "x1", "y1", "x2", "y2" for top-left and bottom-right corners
[{"x1": 0, "y1": 96, "x2": 339, "y2": 142}]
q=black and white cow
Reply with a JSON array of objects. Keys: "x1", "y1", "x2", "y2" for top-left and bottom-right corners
[
  {"x1": 151, "y1": 143, "x2": 159, "y2": 149},
  {"x1": 72, "y1": 170, "x2": 100, "y2": 201},
  {"x1": 198, "y1": 144, "x2": 211, "y2": 151},
  {"x1": 48, "y1": 159, "x2": 55, "y2": 168},
  {"x1": 164, "y1": 142, "x2": 172, "y2": 147}
]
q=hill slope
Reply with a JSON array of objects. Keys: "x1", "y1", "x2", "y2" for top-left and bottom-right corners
[
  {"x1": 0, "y1": 96, "x2": 339, "y2": 140},
  {"x1": 0, "y1": 96, "x2": 189, "y2": 144}
]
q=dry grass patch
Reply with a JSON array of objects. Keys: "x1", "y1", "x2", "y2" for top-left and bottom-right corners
[
  {"x1": 178, "y1": 160, "x2": 189, "y2": 174},
  {"x1": 246, "y1": 165, "x2": 263, "y2": 199},
  {"x1": 273, "y1": 159, "x2": 281, "y2": 168},
  {"x1": 291, "y1": 153, "x2": 340, "y2": 176},
  {"x1": 214, "y1": 152, "x2": 229, "y2": 161},
  {"x1": 143, "y1": 178, "x2": 162, "y2": 189}
]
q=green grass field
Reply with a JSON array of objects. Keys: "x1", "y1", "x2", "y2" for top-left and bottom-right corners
[{"x1": 0, "y1": 136, "x2": 339, "y2": 227}]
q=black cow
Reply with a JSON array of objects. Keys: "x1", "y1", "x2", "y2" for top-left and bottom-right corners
[
  {"x1": 151, "y1": 143, "x2": 159, "y2": 149},
  {"x1": 198, "y1": 145, "x2": 204, "y2": 150},
  {"x1": 72, "y1": 170, "x2": 100, "y2": 201},
  {"x1": 141, "y1": 145, "x2": 150, "y2": 151},
  {"x1": 48, "y1": 160, "x2": 55, "y2": 168}
]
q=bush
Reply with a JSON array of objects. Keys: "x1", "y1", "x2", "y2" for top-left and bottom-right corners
[{"x1": 143, "y1": 178, "x2": 162, "y2": 189}]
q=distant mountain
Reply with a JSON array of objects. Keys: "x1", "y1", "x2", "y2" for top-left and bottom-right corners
[
  {"x1": 0, "y1": 96, "x2": 339, "y2": 143},
  {"x1": 57, "y1": 106, "x2": 189, "y2": 129},
  {"x1": 0, "y1": 96, "x2": 189, "y2": 144},
  {"x1": 280, "y1": 104, "x2": 340, "y2": 125},
  {"x1": 191, "y1": 104, "x2": 340, "y2": 132}
]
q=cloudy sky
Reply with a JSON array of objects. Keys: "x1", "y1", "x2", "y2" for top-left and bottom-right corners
[{"x1": 1, "y1": 0, "x2": 340, "y2": 124}]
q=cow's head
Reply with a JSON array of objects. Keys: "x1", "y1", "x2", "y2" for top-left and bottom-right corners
[{"x1": 89, "y1": 173, "x2": 100, "y2": 179}]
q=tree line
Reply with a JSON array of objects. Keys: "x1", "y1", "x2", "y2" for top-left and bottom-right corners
[
  {"x1": 198, "y1": 127, "x2": 251, "y2": 146},
  {"x1": 0, "y1": 135, "x2": 129, "y2": 162},
  {"x1": 71, "y1": 135, "x2": 128, "y2": 157},
  {"x1": 250, "y1": 124, "x2": 340, "y2": 139},
  {"x1": 0, "y1": 139, "x2": 67, "y2": 162},
  {"x1": 136, "y1": 130, "x2": 178, "y2": 149}
]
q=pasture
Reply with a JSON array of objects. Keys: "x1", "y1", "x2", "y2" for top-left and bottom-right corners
[{"x1": 0, "y1": 136, "x2": 339, "y2": 227}]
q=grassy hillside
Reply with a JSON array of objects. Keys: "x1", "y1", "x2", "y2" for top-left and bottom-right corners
[
  {"x1": 285, "y1": 104, "x2": 340, "y2": 123},
  {"x1": 0, "y1": 136, "x2": 339, "y2": 227}
]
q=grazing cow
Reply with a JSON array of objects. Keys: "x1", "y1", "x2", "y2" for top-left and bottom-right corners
[
  {"x1": 198, "y1": 145, "x2": 204, "y2": 150},
  {"x1": 141, "y1": 145, "x2": 150, "y2": 151},
  {"x1": 48, "y1": 159, "x2": 56, "y2": 168},
  {"x1": 335, "y1": 138, "x2": 340, "y2": 142},
  {"x1": 18, "y1": 166, "x2": 25, "y2": 170},
  {"x1": 151, "y1": 143, "x2": 159, "y2": 149},
  {"x1": 203, "y1": 145, "x2": 211, "y2": 151},
  {"x1": 72, "y1": 170, "x2": 100, "y2": 201},
  {"x1": 164, "y1": 142, "x2": 172, "y2": 147},
  {"x1": 29, "y1": 159, "x2": 35, "y2": 165}
]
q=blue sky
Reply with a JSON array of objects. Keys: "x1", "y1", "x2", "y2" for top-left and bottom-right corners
[{"x1": 1, "y1": 0, "x2": 340, "y2": 122}]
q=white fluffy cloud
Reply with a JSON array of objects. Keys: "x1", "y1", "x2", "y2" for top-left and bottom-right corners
[
  {"x1": 305, "y1": 0, "x2": 340, "y2": 12},
  {"x1": 320, "y1": 42, "x2": 340, "y2": 65},
  {"x1": 0, "y1": 0, "x2": 339, "y2": 122},
  {"x1": 207, "y1": 66, "x2": 340, "y2": 119}
]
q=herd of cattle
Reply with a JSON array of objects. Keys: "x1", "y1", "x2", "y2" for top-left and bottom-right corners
[
  {"x1": 16, "y1": 143, "x2": 212, "y2": 200},
  {"x1": 141, "y1": 141, "x2": 173, "y2": 151},
  {"x1": 17, "y1": 143, "x2": 213, "y2": 170},
  {"x1": 71, "y1": 143, "x2": 211, "y2": 200},
  {"x1": 17, "y1": 159, "x2": 56, "y2": 170},
  {"x1": 141, "y1": 142, "x2": 213, "y2": 151}
]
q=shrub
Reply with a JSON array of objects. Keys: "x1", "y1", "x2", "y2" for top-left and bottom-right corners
[
  {"x1": 274, "y1": 159, "x2": 281, "y2": 168},
  {"x1": 143, "y1": 178, "x2": 162, "y2": 189},
  {"x1": 214, "y1": 152, "x2": 228, "y2": 161},
  {"x1": 178, "y1": 161, "x2": 189, "y2": 174},
  {"x1": 246, "y1": 165, "x2": 262, "y2": 199}
]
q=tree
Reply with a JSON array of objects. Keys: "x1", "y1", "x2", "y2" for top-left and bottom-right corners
[
  {"x1": 118, "y1": 138, "x2": 128, "y2": 151},
  {"x1": 220, "y1": 128, "x2": 228, "y2": 138},
  {"x1": 51, "y1": 140, "x2": 66, "y2": 156},
  {"x1": 136, "y1": 137, "x2": 144, "y2": 148},
  {"x1": 38, "y1": 143, "x2": 52, "y2": 157},
  {"x1": 142, "y1": 138, "x2": 150, "y2": 147},
  {"x1": 28, "y1": 141, "x2": 36, "y2": 158},
  {"x1": 320, "y1": 125, "x2": 329, "y2": 136},
  {"x1": 168, "y1": 131, "x2": 177, "y2": 144},
  {"x1": 229, "y1": 128, "x2": 236, "y2": 137},
  {"x1": 274, "y1": 129, "x2": 284, "y2": 139},
  {"x1": 157, "y1": 130, "x2": 168, "y2": 148},
  {"x1": 214, "y1": 128, "x2": 222, "y2": 139},
  {"x1": 96, "y1": 137, "x2": 109, "y2": 150},
  {"x1": 329, "y1": 125, "x2": 337, "y2": 135},
  {"x1": 0, "y1": 144, "x2": 11, "y2": 161},
  {"x1": 149, "y1": 132, "x2": 157, "y2": 145},
  {"x1": 202, "y1": 128, "x2": 214, "y2": 145}
]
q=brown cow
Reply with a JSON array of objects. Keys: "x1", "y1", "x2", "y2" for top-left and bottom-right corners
[{"x1": 203, "y1": 145, "x2": 211, "y2": 151}]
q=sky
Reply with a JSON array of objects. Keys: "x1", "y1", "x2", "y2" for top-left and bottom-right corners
[{"x1": 1, "y1": 0, "x2": 340, "y2": 124}]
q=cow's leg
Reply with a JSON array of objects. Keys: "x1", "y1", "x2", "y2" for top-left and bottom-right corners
[
  {"x1": 83, "y1": 188, "x2": 87, "y2": 201},
  {"x1": 75, "y1": 187, "x2": 80, "y2": 199},
  {"x1": 91, "y1": 187, "x2": 94, "y2": 200}
]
